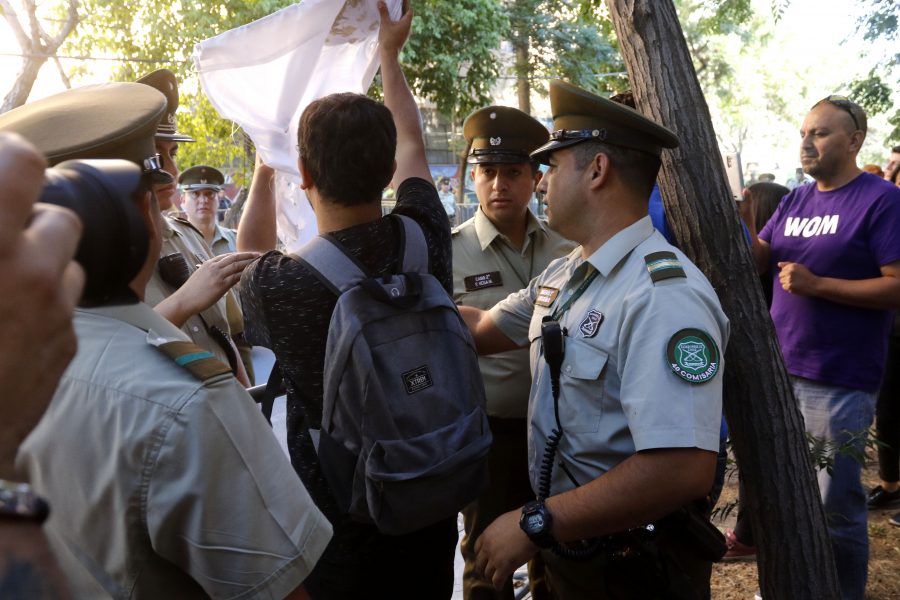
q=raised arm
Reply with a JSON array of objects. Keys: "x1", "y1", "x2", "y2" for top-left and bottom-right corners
[
  {"x1": 377, "y1": 1, "x2": 431, "y2": 186},
  {"x1": 458, "y1": 305, "x2": 521, "y2": 356},
  {"x1": 237, "y1": 156, "x2": 278, "y2": 253}
]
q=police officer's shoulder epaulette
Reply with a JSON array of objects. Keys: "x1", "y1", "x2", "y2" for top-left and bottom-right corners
[
  {"x1": 643, "y1": 251, "x2": 686, "y2": 284},
  {"x1": 451, "y1": 220, "x2": 473, "y2": 237},
  {"x1": 169, "y1": 216, "x2": 204, "y2": 237},
  {"x1": 154, "y1": 339, "x2": 232, "y2": 382}
]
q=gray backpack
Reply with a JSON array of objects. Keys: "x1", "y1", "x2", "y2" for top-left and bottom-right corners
[{"x1": 294, "y1": 214, "x2": 491, "y2": 535}]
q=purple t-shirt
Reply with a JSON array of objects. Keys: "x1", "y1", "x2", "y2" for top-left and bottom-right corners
[{"x1": 759, "y1": 172, "x2": 900, "y2": 391}]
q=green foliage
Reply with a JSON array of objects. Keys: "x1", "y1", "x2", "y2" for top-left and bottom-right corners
[
  {"x1": 852, "y1": 1, "x2": 900, "y2": 146},
  {"x1": 506, "y1": 0, "x2": 625, "y2": 99},
  {"x1": 397, "y1": 0, "x2": 506, "y2": 120}
]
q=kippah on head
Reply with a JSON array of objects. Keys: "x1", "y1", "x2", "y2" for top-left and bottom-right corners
[
  {"x1": 136, "y1": 68, "x2": 195, "y2": 142},
  {"x1": 179, "y1": 165, "x2": 225, "y2": 191},
  {"x1": 0, "y1": 83, "x2": 167, "y2": 179},
  {"x1": 464, "y1": 106, "x2": 549, "y2": 165},
  {"x1": 531, "y1": 80, "x2": 679, "y2": 165}
]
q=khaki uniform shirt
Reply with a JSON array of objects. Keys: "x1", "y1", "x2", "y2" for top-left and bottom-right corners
[
  {"x1": 145, "y1": 216, "x2": 232, "y2": 365},
  {"x1": 210, "y1": 224, "x2": 238, "y2": 256},
  {"x1": 18, "y1": 302, "x2": 332, "y2": 599},
  {"x1": 452, "y1": 208, "x2": 575, "y2": 418},
  {"x1": 489, "y1": 217, "x2": 729, "y2": 495}
]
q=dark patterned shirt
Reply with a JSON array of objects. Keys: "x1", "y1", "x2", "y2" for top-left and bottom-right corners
[{"x1": 241, "y1": 178, "x2": 451, "y2": 529}]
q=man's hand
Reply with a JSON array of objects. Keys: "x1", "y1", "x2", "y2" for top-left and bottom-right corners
[
  {"x1": 155, "y1": 252, "x2": 259, "y2": 327},
  {"x1": 377, "y1": 0, "x2": 411, "y2": 55},
  {"x1": 473, "y1": 509, "x2": 538, "y2": 590},
  {"x1": 0, "y1": 133, "x2": 85, "y2": 478},
  {"x1": 777, "y1": 261, "x2": 818, "y2": 296}
]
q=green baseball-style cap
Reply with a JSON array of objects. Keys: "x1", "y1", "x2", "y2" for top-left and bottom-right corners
[
  {"x1": 136, "y1": 69, "x2": 195, "y2": 143},
  {"x1": 0, "y1": 82, "x2": 170, "y2": 183},
  {"x1": 464, "y1": 106, "x2": 549, "y2": 165},
  {"x1": 530, "y1": 80, "x2": 679, "y2": 165},
  {"x1": 179, "y1": 165, "x2": 225, "y2": 191}
]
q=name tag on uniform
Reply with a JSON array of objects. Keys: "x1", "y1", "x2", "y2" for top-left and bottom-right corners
[
  {"x1": 465, "y1": 271, "x2": 503, "y2": 292},
  {"x1": 534, "y1": 286, "x2": 559, "y2": 307}
]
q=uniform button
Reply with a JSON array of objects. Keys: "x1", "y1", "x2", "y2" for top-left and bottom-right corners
[
  {"x1": 565, "y1": 365, "x2": 572, "y2": 373},
  {"x1": 192, "y1": 326, "x2": 200, "y2": 333}
]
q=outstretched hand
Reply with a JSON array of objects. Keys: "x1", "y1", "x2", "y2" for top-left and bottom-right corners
[{"x1": 377, "y1": 0, "x2": 412, "y2": 55}]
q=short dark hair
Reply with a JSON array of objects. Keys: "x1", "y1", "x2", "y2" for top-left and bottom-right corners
[
  {"x1": 571, "y1": 140, "x2": 660, "y2": 199},
  {"x1": 298, "y1": 93, "x2": 396, "y2": 206},
  {"x1": 747, "y1": 181, "x2": 789, "y2": 231},
  {"x1": 892, "y1": 145, "x2": 900, "y2": 154}
]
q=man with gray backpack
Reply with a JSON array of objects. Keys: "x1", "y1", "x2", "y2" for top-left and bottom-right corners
[{"x1": 238, "y1": 3, "x2": 490, "y2": 598}]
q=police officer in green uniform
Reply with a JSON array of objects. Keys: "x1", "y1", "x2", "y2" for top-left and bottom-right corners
[
  {"x1": 179, "y1": 165, "x2": 238, "y2": 255},
  {"x1": 137, "y1": 69, "x2": 257, "y2": 384},
  {"x1": 4, "y1": 82, "x2": 331, "y2": 598},
  {"x1": 453, "y1": 106, "x2": 574, "y2": 600},
  {"x1": 463, "y1": 81, "x2": 729, "y2": 599}
]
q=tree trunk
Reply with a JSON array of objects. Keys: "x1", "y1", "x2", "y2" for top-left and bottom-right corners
[
  {"x1": 604, "y1": 1, "x2": 840, "y2": 598},
  {"x1": 514, "y1": 37, "x2": 530, "y2": 114},
  {"x1": 1, "y1": 56, "x2": 47, "y2": 113}
]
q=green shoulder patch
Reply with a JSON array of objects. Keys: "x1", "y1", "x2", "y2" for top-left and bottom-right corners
[
  {"x1": 155, "y1": 340, "x2": 232, "y2": 382},
  {"x1": 644, "y1": 251, "x2": 685, "y2": 284},
  {"x1": 666, "y1": 328, "x2": 720, "y2": 384}
]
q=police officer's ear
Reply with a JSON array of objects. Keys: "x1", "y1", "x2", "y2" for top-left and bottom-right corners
[{"x1": 587, "y1": 152, "x2": 611, "y2": 191}]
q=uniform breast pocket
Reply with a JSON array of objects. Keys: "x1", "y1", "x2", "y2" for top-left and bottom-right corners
[{"x1": 559, "y1": 338, "x2": 608, "y2": 433}]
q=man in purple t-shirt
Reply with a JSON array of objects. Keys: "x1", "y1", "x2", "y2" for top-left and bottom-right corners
[{"x1": 746, "y1": 96, "x2": 900, "y2": 600}]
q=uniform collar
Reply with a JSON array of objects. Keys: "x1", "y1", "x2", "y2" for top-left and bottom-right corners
[
  {"x1": 78, "y1": 302, "x2": 190, "y2": 341},
  {"x1": 473, "y1": 207, "x2": 549, "y2": 252},
  {"x1": 584, "y1": 216, "x2": 654, "y2": 277},
  {"x1": 211, "y1": 224, "x2": 232, "y2": 246}
]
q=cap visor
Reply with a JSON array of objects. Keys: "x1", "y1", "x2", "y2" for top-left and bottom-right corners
[
  {"x1": 529, "y1": 138, "x2": 586, "y2": 165},
  {"x1": 155, "y1": 132, "x2": 196, "y2": 143},
  {"x1": 467, "y1": 152, "x2": 533, "y2": 165}
]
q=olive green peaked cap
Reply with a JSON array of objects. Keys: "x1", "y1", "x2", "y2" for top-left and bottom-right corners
[
  {"x1": 136, "y1": 69, "x2": 195, "y2": 142},
  {"x1": 531, "y1": 80, "x2": 679, "y2": 164},
  {"x1": 179, "y1": 165, "x2": 225, "y2": 191},
  {"x1": 0, "y1": 83, "x2": 168, "y2": 181},
  {"x1": 464, "y1": 106, "x2": 549, "y2": 164}
]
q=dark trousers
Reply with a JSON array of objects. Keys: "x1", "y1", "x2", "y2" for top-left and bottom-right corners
[
  {"x1": 876, "y1": 332, "x2": 900, "y2": 483},
  {"x1": 540, "y1": 531, "x2": 712, "y2": 600},
  {"x1": 460, "y1": 417, "x2": 550, "y2": 600},
  {"x1": 305, "y1": 516, "x2": 457, "y2": 600}
]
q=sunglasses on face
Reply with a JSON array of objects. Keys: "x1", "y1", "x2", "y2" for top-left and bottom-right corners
[{"x1": 818, "y1": 95, "x2": 861, "y2": 131}]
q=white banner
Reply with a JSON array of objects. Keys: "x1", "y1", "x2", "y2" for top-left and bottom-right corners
[{"x1": 194, "y1": 0, "x2": 402, "y2": 251}]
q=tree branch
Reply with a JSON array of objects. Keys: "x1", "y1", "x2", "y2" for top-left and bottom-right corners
[{"x1": 0, "y1": 0, "x2": 33, "y2": 50}]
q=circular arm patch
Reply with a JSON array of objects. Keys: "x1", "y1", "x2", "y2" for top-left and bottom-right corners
[{"x1": 666, "y1": 328, "x2": 720, "y2": 384}]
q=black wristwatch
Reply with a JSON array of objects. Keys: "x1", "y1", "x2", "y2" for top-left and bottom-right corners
[
  {"x1": 0, "y1": 480, "x2": 49, "y2": 523},
  {"x1": 520, "y1": 500, "x2": 555, "y2": 549}
]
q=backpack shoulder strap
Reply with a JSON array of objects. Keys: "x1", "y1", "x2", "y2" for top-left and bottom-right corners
[
  {"x1": 291, "y1": 234, "x2": 368, "y2": 294},
  {"x1": 393, "y1": 214, "x2": 429, "y2": 274}
]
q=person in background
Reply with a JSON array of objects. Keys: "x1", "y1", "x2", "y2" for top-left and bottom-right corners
[
  {"x1": 438, "y1": 175, "x2": 457, "y2": 221},
  {"x1": 786, "y1": 167, "x2": 809, "y2": 190},
  {"x1": 863, "y1": 163, "x2": 885, "y2": 178},
  {"x1": 745, "y1": 95, "x2": 900, "y2": 600},
  {"x1": 180, "y1": 164, "x2": 237, "y2": 255}
]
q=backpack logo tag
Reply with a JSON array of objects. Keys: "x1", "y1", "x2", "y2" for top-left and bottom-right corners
[{"x1": 402, "y1": 365, "x2": 434, "y2": 395}]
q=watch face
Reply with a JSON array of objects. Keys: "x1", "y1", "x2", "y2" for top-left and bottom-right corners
[{"x1": 527, "y1": 513, "x2": 544, "y2": 530}]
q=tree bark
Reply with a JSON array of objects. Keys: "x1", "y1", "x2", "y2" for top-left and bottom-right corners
[
  {"x1": 514, "y1": 39, "x2": 531, "y2": 115},
  {"x1": 1, "y1": 57, "x2": 47, "y2": 113},
  {"x1": 604, "y1": 1, "x2": 840, "y2": 598}
]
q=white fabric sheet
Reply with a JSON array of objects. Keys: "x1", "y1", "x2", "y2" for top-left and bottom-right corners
[{"x1": 194, "y1": 0, "x2": 401, "y2": 251}]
